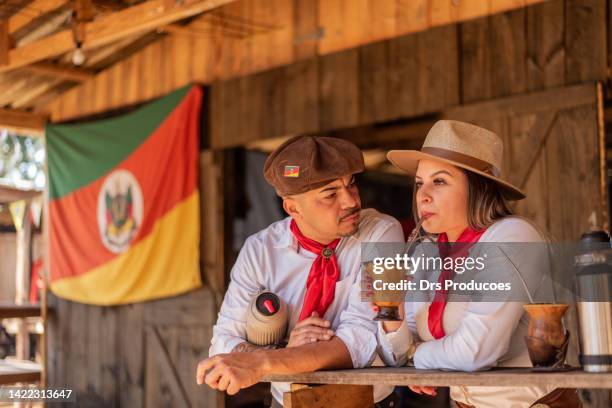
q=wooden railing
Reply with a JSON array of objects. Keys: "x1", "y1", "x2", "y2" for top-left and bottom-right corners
[
  {"x1": 0, "y1": 302, "x2": 41, "y2": 319},
  {"x1": 0, "y1": 302, "x2": 45, "y2": 385},
  {"x1": 0, "y1": 359, "x2": 41, "y2": 385}
]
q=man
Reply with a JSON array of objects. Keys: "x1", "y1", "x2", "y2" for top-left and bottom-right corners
[{"x1": 196, "y1": 135, "x2": 404, "y2": 407}]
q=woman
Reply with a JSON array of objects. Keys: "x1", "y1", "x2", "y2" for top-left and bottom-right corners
[{"x1": 374, "y1": 120, "x2": 581, "y2": 408}]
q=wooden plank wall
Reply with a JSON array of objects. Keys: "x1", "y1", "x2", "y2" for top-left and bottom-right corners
[
  {"x1": 210, "y1": 24, "x2": 460, "y2": 148},
  {"x1": 46, "y1": 288, "x2": 220, "y2": 408},
  {"x1": 44, "y1": 0, "x2": 549, "y2": 122},
  {"x1": 208, "y1": 0, "x2": 607, "y2": 149}
]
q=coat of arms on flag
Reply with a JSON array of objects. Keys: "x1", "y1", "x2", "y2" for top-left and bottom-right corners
[
  {"x1": 46, "y1": 85, "x2": 202, "y2": 305},
  {"x1": 97, "y1": 169, "x2": 143, "y2": 253}
]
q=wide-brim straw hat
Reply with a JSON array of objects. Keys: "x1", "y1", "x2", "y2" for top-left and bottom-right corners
[{"x1": 387, "y1": 120, "x2": 525, "y2": 200}]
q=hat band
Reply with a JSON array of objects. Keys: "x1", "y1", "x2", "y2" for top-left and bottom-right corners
[{"x1": 421, "y1": 147, "x2": 500, "y2": 177}]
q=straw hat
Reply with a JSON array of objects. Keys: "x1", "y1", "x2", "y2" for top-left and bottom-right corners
[{"x1": 387, "y1": 120, "x2": 525, "y2": 200}]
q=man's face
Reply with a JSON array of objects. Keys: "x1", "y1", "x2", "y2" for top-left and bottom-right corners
[{"x1": 283, "y1": 175, "x2": 362, "y2": 244}]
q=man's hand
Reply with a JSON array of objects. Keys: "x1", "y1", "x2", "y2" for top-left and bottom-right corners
[
  {"x1": 287, "y1": 311, "x2": 334, "y2": 348},
  {"x1": 196, "y1": 352, "x2": 266, "y2": 395}
]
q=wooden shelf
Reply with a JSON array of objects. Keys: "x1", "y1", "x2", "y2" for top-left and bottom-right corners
[
  {"x1": 0, "y1": 185, "x2": 41, "y2": 204},
  {"x1": 263, "y1": 367, "x2": 612, "y2": 389},
  {"x1": 0, "y1": 303, "x2": 41, "y2": 319},
  {"x1": 0, "y1": 359, "x2": 41, "y2": 384}
]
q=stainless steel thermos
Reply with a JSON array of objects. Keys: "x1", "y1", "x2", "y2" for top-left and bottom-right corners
[{"x1": 574, "y1": 230, "x2": 612, "y2": 372}]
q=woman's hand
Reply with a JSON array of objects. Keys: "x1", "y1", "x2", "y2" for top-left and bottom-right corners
[
  {"x1": 409, "y1": 385, "x2": 437, "y2": 396},
  {"x1": 369, "y1": 303, "x2": 405, "y2": 333}
]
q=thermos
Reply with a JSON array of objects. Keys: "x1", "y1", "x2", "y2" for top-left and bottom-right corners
[
  {"x1": 246, "y1": 291, "x2": 288, "y2": 346},
  {"x1": 574, "y1": 230, "x2": 612, "y2": 372}
]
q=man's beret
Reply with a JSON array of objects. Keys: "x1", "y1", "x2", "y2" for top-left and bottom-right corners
[{"x1": 263, "y1": 135, "x2": 364, "y2": 196}]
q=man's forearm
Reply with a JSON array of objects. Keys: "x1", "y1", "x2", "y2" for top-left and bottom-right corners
[
  {"x1": 232, "y1": 342, "x2": 278, "y2": 353},
  {"x1": 259, "y1": 336, "x2": 353, "y2": 374}
]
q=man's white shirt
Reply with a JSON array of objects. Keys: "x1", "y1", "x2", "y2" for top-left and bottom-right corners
[{"x1": 209, "y1": 208, "x2": 404, "y2": 404}]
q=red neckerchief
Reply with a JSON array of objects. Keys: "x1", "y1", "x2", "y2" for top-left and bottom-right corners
[
  {"x1": 290, "y1": 220, "x2": 341, "y2": 321},
  {"x1": 427, "y1": 227, "x2": 486, "y2": 339}
]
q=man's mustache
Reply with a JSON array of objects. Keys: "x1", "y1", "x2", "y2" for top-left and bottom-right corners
[{"x1": 339, "y1": 207, "x2": 361, "y2": 221}]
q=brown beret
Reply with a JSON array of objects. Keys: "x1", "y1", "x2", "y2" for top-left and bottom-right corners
[{"x1": 263, "y1": 135, "x2": 364, "y2": 196}]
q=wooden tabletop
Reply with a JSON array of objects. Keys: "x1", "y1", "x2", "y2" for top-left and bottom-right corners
[
  {"x1": 0, "y1": 359, "x2": 41, "y2": 385},
  {"x1": 263, "y1": 367, "x2": 612, "y2": 389}
]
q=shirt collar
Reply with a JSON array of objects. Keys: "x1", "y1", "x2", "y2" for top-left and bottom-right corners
[{"x1": 272, "y1": 218, "x2": 298, "y2": 250}]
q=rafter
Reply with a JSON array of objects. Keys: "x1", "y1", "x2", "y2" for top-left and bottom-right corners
[
  {"x1": 0, "y1": 0, "x2": 237, "y2": 74},
  {"x1": 0, "y1": 20, "x2": 9, "y2": 65},
  {"x1": 22, "y1": 62, "x2": 94, "y2": 82},
  {"x1": 8, "y1": 0, "x2": 68, "y2": 33},
  {"x1": 0, "y1": 108, "x2": 48, "y2": 135}
]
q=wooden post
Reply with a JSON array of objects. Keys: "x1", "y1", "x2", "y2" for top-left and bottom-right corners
[
  {"x1": 0, "y1": 20, "x2": 9, "y2": 66},
  {"x1": 596, "y1": 82, "x2": 609, "y2": 231},
  {"x1": 14, "y1": 201, "x2": 31, "y2": 361},
  {"x1": 283, "y1": 384, "x2": 374, "y2": 408},
  {"x1": 41, "y1": 132, "x2": 49, "y2": 387}
]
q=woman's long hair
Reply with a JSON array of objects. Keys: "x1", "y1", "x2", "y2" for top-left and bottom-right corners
[{"x1": 464, "y1": 171, "x2": 514, "y2": 230}]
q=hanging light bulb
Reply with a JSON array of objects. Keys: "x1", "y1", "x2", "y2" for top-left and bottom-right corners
[{"x1": 72, "y1": 41, "x2": 85, "y2": 66}]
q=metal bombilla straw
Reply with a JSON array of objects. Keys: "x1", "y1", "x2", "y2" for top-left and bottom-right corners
[{"x1": 406, "y1": 216, "x2": 428, "y2": 255}]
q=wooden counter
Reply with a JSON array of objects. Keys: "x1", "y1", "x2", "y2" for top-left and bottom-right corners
[
  {"x1": 263, "y1": 367, "x2": 612, "y2": 389},
  {"x1": 0, "y1": 359, "x2": 41, "y2": 384}
]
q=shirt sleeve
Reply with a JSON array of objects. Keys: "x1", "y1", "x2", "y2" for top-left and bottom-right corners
[
  {"x1": 335, "y1": 217, "x2": 405, "y2": 368},
  {"x1": 377, "y1": 319, "x2": 412, "y2": 367},
  {"x1": 209, "y1": 237, "x2": 264, "y2": 356}
]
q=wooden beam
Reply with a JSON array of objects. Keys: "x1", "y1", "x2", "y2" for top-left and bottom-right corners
[
  {"x1": 0, "y1": 185, "x2": 41, "y2": 204},
  {"x1": 73, "y1": 0, "x2": 95, "y2": 44},
  {"x1": 11, "y1": 77, "x2": 64, "y2": 109},
  {"x1": 284, "y1": 384, "x2": 373, "y2": 408},
  {"x1": 0, "y1": 303, "x2": 41, "y2": 319},
  {"x1": 22, "y1": 62, "x2": 95, "y2": 82},
  {"x1": 444, "y1": 83, "x2": 596, "y2": 121},
  {"x1": 0, "y1": 360, "x2": 41, "y2": 385},
  {"x1": 8, "y1": 0, "x2": 67, "y2": 34},
  {"x1": 0, "y1": 19, "x2": 9, "y2": 65},
  {"x1": 264, "y1": 367, "x2": 612, "y2": 389},
  {"x1": 0, "y1": 0, "x2": 237, "y2": 73},
  {"x1": 14, "y1": 9, "x2": 72, "y2": 47},
  {"x1": 0, "y1": 0, "x2": 31, "y2": 20},
  {"x1": 0, "y1": 108, "x2": 48, "y2": 135},
  {"x1": 74, "y1": 0, "x2": 95, "y2": 22}
]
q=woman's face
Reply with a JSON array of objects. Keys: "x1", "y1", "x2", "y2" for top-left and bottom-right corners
[{"x1": 415, "y1": 159, "x2": 469, "y2": 238}]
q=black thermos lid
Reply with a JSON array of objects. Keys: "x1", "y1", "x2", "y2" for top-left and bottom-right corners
[
  {"x1": 580, "y1": 230, "x2": 610, "y2": 251},
  {"x1": 581, "y1": 230, "x2": 610, "y2": 243}
]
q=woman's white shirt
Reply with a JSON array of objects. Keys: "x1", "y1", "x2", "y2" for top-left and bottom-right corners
[{"x1": 377, "y1": 217, "x2": 557, "y2": 408}]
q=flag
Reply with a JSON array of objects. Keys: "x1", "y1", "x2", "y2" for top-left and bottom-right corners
[
  {"x1": 46, "y1": 85, "x2": 202, "y2": 305},
  {"x1": 9, "y1": 200, "x2": 27, "y2": 232},
  {"x1": 283, "y1": 165, "x2": 300, "y2": 177}
]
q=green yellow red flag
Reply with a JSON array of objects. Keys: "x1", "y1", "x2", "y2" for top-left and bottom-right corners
[{"x1": 46, "y1": 85, "x2": 202, "y2": 305}]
